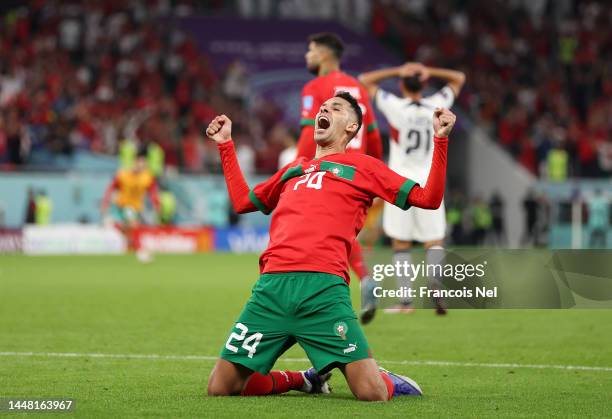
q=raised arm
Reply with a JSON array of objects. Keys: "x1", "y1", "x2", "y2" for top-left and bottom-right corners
[
  {"x1": 407, "y1": 108, "x2": 456, "y2": 209},
  {"x1": 206, "y1": 115, "x2": 257, "y2": 214},
  {"x1": 423, "y1": 66, "x2": 466, "y2": 97},
  {"x1": 358, "y1": 66, "x2": 404, "y2": 98}
]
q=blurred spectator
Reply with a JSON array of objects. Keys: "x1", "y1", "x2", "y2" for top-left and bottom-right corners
[
  {"x1": 158, "y1": 185, "x2": 177, "y2": 226},
  {"x1": 4, "y1": 108, "x2": 29, "y2": 165},
  {"x1": 535, "y1": 193, "x2": 551, "y2": 247},
  {"x1": 522, "y1": 189, "x2": 538, "y2": 246},
  {"x1": 34, "y1": 190, "x2": 52, "y2": 225},
  {"x1": 24, "y1": 186, "x2": 36, "y2": 224},
  {"x1": 470, "y1": 196, "x2": 492, "y2": 245},
  {"x1": 489, "y1": 191, "x2": 506, "y2": 246},
  {"x1": 223, "y1": 61, "x2": 249, "y2": 103},
  {"x1": 181, "y1": 126, "x2": 205, "y2": 172},
  {"x1": 119, "y1": 138, "x2": 138, "y2": 170},
  {"x1": 446, "y1": 189, "x2": 467, "y2": 245},
  {"x1": 547, "y1": 144, "x2": 568, "y2": 182},
  {"x1": 145, "y1": 140, "x2": 165, "y2": 178},
  {"x1": 587, "y1": 189, "x2": 609, "y2": 248}
]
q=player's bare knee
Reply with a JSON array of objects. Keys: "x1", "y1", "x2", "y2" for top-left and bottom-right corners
[
  {"x1": 207, "y1": 376, "x2": 239, "y2": 396},
  {"x1": 349, "y1": 376, "x2": 389, "y2": 401},
  {"x1": 207, "y1": 368, "x2": 236, "y2": 396},
  {"x1": 353, "y1": 383, "x2": 389, "y2": 402}
]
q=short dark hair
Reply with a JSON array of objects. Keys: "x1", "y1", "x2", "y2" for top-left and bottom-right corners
[
  {"x1": 308, "y1": 32, "x2": 344, "y2": 59},
  {"x1": 334, "y1": 91, "x2": 362, "y2": 136},
  {"x1": 402, "y1": 74, "x2": 424, "y2": 93}
]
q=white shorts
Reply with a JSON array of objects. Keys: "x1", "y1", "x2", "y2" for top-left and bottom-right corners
[{"x1": 383, "y1": 200, "x2": 446, "y2": 242}]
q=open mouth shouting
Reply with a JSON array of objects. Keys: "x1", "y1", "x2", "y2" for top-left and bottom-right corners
[{"x1": 316, "y1": 115, "x2": 331, "y2": 134}]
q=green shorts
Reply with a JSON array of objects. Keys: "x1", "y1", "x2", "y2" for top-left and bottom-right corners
[{"x1": 220, "y1": 272, "x2": 371, "y2": 375}]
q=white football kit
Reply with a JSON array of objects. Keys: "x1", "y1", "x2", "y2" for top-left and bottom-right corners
[{"x1": 375, "y1": 86, "x2": 455, "y2": 242}]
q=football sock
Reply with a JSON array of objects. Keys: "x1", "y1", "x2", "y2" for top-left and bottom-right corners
[
  {"x1": 349, "y1": 240, "x2": 369, "y2": 282},
  {"x1": 426, "y1": 245, "x2": 444, "y2": 290},
  {"x1": 241, "y1": 371, "x2": 304, "y2": 396},
  {"x1": 393, "y1": 250, "x2": 413, "y2": 305},
  {"x1": 380, "y1": 371, "x2": 394, "y2": 400}
]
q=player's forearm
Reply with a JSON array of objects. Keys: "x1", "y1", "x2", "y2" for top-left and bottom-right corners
[
  {"x1": 358, "y1": 67, "x2": 401, "y2": 97},
  {"x1": 407, "y1": 137, "x2": 448, "y2": 209},
  {"x1": 426, "y1": 67, "x2": 466, "y2": 93},
  {"x1": 217, "y1": 140, "x2": 257, "y2": 214},
  {"x1": 358, "y1": 67, "x2": 401, "y2": 86}
]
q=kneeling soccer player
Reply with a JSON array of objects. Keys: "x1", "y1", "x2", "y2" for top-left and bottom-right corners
[{"x1": 206, "y1": 92, "x2": 456, "y2": 401}]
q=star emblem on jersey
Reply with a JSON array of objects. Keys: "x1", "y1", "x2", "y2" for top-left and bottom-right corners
[
  {"x1": 334, "y1": 321, "x2": 348, "y2": 340},
  {"x1": 326, "y1": 164, "x2": 343, "y2": 177}
]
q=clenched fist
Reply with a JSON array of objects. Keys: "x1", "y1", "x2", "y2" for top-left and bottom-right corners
[
  {"x1": 206, "y1": 115, "x2": 232, "y2": 144},
  {"x1": 433, "y1": 108, "x2": 456, "y2": 138}
]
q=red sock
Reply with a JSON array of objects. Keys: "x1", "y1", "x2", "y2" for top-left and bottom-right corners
[
  {"x1": 380, "y1": 372, "x2": 394, "y2": 400},
  {"x1": 349, "y1": 240, "x2": 369, "y2": 281},
  {"x1": 241, "y1": 371, "x2": 305, "y2": 396}
]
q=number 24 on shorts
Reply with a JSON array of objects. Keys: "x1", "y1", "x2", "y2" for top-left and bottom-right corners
[{"x1": 225, "y1": 323, "x2": 263, "y2": 358}]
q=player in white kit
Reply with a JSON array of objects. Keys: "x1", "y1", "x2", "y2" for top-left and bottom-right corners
[{"x1": 359, "y1": 62, "x2": 465, "y2": 314}]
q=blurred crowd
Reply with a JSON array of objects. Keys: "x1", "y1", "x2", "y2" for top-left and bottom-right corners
[
  {"x1": 0, "y1": 0, "x2": 610, "y2": 179},
  {"x1": 0, "y1": 0, "x2": 291, "y2": 174},
  {"x1": 372, "y1": 0, "x2": 611, "y2": 178}
]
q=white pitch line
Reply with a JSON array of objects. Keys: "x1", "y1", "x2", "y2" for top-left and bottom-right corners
[{"x1": 1, "y1": 351, "x2": 611, "y2": 372}]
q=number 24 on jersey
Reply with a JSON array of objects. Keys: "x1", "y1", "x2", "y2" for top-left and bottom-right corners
[{"x1": 293, "y1": 172, "x2": 326, "y2": 190}]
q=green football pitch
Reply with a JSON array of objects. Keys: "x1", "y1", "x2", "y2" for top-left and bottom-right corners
[{"x1": 1, "y1": 253, "x2": 611, "y2": 418}]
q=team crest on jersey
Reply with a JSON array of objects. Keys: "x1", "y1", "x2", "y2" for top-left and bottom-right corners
[{"x1": 334, "y1": 321, "x2": 348, "y2": 340}]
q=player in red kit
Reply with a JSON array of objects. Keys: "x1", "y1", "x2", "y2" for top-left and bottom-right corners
[
  {"x1": 297, "y1": 32, "x2": 382, "y2": 324},
  {"x1": 206, "y1": 91, "x2": 457, "y2": 401}
]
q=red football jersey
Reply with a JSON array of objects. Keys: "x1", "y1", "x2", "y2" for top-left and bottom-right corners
[
  {"x1": 297, "y1": 70, "x2": 382, "y2": 159},
  {"x1": 249, "y1": 153, "x2": 417, "y2": 283}
]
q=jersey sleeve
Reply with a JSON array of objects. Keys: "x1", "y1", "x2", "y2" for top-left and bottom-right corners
[
  {"x1": 299, "y1": 81, "x2": 321, "y2": 128},
  {"x1": 363, "y1": 156, "x2": 419, "y2": 210},
  {"x1": 427, "y1": 85, "x2": 455, "y2": 109},
  {"x1": 374, "y1": 88, "x2": 405, "y2": 128}
]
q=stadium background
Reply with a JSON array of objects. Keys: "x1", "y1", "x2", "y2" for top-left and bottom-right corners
[
  {"x1": 0, "y1": 1, "x2": 611, "y2": 417},
  {"x1": 0, "y1": 0, "x2": 609, "y2": 254}
]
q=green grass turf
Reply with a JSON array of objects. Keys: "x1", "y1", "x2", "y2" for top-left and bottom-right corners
[{"x1": 0, "y1": 253, "x2": 611, "y2": 418}]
